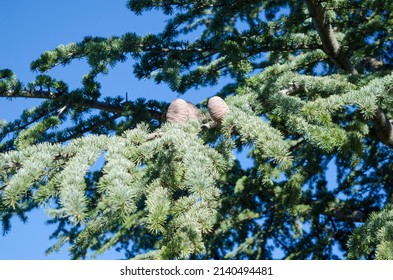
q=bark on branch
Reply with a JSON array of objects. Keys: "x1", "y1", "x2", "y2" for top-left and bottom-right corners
[
  {"x1": 372, "y1": 108, "x2": 393, "y2": 148},
  {"x1": 0, "y1": 89, "x2": 164, "y2": 122},
  {"x1": 306, "y1": 0, "x2": 358, "y2": 74}
]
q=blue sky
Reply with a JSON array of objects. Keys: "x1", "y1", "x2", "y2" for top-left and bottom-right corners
[{"x1": 0, "y1": 0, "x2": 255, "y2": 260}]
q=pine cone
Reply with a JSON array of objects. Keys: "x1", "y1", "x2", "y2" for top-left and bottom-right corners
[
  {"x1": 166, "y1": 99, "x2": 200, "y2": 123},
  {"x1": 186, "y1": 101, "x2": 200, "y2": 120},
  {"x1": 208, "y1": 96, "x2": 229, "y2": 123}
]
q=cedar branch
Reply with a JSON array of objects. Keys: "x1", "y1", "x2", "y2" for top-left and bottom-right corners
[{"x1": 0, "y1": 89, "x2": 164, "y2": 122}]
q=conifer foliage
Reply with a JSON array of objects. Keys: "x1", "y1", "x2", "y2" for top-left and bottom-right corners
[{"x1": 1, "y1": 0, "x2": 393, "y2": 259}]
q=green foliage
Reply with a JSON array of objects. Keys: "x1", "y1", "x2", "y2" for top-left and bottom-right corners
[
  {"x1": 14, "y1": 116, "x2": 61, "y2": 150},
  {"x1": 348, "y1": 205, "x2": 393, "y2": 259},
  {"x1": 2, "y1": 0, "x2": 393, "y2": 259},
  {"x1": 0, "y1": 69, "x2": 23, "y2": 96}
]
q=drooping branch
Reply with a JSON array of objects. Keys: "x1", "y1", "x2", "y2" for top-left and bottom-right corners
[
  {"x1": 1, "y1": 89, "x2": 120, "y2": 114},
  {"x1": 0, "y1": 87, "x2": 167, "y2": 152},
  {"x1": 0, "y1": 89, "x2": 165, "y2": 121}
]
